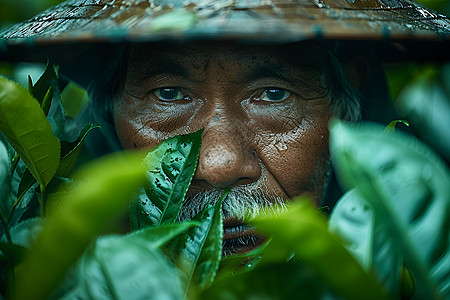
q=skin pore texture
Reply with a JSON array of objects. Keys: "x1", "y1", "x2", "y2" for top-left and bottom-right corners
[{"x1": 113, "y1": 41, "x2": 335, "y2": 255}]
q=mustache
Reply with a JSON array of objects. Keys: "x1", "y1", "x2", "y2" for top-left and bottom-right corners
[{"x1": 177, "y1": 186, "x2": 288, "y2": 223}]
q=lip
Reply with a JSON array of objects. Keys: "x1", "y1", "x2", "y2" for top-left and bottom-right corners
[{"x1": 222, "y1": 218, "x2": 266, "y2": 256}]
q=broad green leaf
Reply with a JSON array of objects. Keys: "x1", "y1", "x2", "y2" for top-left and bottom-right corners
[
  {"x1": 72, "y1": 234, "x2": 183, "y2": 300},
  {"x1": 56, "y1": 124, "x2": 100, "y2": 177},
  {"x1": 138, "y1": 129, "x2": 202, "y2": 226},
  {"x1": 330, "y1": 119, "x2": 450, "y2": 300},
  {"x1": 53, "y1": 223, "x2": 195, "y2": 300},
  {"x1": 14, "y1": 151, "x2": 147, "y2": 300},
  {"x1": 175, "y1": 189, "x2": 227, "y2": 296},
  {"x1": 201, "y1": 260, "x2": 326, "y2": 300},
  {"x1": 60, "y1": 81, "x2": 89, "y2": 119},
  {"x1": 396, "y1": 75, "x2": 450, "y2": 162},
  {"x1": 0, "y1": 76, "x2": 60, "y2": 189},
  {"x1": 251, "y1": 201, "x2": 390, "y2": 300},
  {"x1": 329, "y1": 190, "x2": 402, "y2": 297}
]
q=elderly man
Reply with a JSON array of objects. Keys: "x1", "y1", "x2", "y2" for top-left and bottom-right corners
[
  {"x1": 1, "y1": 0, "x2": 449, "y2": 258},
  {"x1": 100, "y1": 40, "x2": 363, "y2": 254}
]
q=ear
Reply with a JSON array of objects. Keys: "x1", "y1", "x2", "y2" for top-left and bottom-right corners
[{"x1": 341, "y1": 56, "x2": 371, "y2": 92}]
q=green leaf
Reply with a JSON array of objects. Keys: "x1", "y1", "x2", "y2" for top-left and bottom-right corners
[
  {"x1": 176, "y1": 189, "x2": 227, "y2": 296},
  {"x1": 60, "y1": 81, "x2": 89, "y2": 119},
  {"x1": 0, "y1": 76, "x2": 60, "y2": 189},
  {"x1": 137, "y1": 129, "x2": 202, "y2": 226},
  {"x1": 0, "y1": 135, "x2": 12, "y2": 224},
  {"x1": 28, "y1": 61, "x2": 58, "y2": 107},
  {"x1": 14, "y1": 151, "x2": 147, "y2": 300},
  {"x1": 28, "y1": 61, "x2": 65, "y2": 139},
  {"x1": 56, "y1": 124, "x2": 100, "y2": 177},
  {"x1": 73, "y1": 234, "x2": 184, "y2": 300},
  {"x1": 251, "y1": 201, "x2": 390, "y2": 300},
  {"x1": 329, "y1": 190, "x2": 402, "y2": 297},
  {"x1": 202, "y1": 260, "x2": 326, "y2": 300},
  {"x1": 40, "y1": 86, "x2": 53, "y2": 116},
  {"x1": 0, "y1": 242, "x2": 27, "y2": 266},
  {"x1": 8, "y1": 182, "x2": 39, "y2": 228},
  {"x1": 125, "y1": 222, "x2": 198, "y2": 250},
  {"x1": 383, "y1": 119, "x2": 410, "y2": 134},
  {"x1": 330, "y1": 119, "x2": 450, "y2": 300}
]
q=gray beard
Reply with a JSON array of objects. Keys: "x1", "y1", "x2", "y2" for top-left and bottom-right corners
[{"x1": 177, "y1": 186, "x2": 288, "y2": 223}]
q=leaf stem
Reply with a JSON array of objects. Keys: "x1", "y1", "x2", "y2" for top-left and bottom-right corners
[
  {"x1": 38, "y1": 184, "x2": 46, "y2": 217},
  {"x1": 8, "y1": 186, "x2": 30, "y2": 223},
  {"x1": 10, "y1": 153, "x2": 19, "y2": 174}
]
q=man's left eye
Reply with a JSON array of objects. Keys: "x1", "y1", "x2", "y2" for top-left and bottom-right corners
[
  {"x1": 155, "y1": 88, "x2": 185, "y2": 101},
  {"x1": 259, "y1": 89, "x2": 291, "y2": 102}
]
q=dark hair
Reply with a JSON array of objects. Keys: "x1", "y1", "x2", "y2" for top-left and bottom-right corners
[{"x1": 326, "y1": 49, "x2": 362, "y2": 122}]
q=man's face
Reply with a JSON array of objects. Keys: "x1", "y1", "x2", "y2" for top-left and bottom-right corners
[{"x1": 114, "y1": 41, "x2": 333, "y2": 255}]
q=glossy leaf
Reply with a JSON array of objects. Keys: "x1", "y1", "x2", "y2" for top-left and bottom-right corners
[
  {"x1": 71, "y1": 234, "x2": 184, "y2": 300},
  {"x1": 202, "y1": 260, "x2": 325, "y2": 300},
  {"x1": 175, "y1": 189, "x2": 227, "y2": 296},
  {"x1": 251, "y1": 201, "x2": 390, "y2": 300},
  {"x1": 0, "y1": 76, "x2": 60, "y2": 189},
  {"x1": 330, "y1": 120, "x2": 450, "y2": 299},
  {"x1": 139, "y1": 129, "x2": 202, "y2": 226},
  {"x1": 8, "y1": 182, "x2": 38, "y2": 228},
  {"x1": 125, "y1": 222, "x2": 198, "y2": 250},
  {"x1": 383, "y1": 119, "x2": 410, "y2": 133},
  {"x1": 28, "y1": 61, "x2": 58, "y2": 107},
  {"x1": 14, "y1": 151, "x2": 147, "y2": 300},
  {"x1": 28, "y1": 61, "x2": 65, "y2": 139},
  {"x1": 329, "y1": 190, "x2": 402, "y2": 297},
  {"x1": 56, "y1": 123, "x2": 100, "y2": 177}
]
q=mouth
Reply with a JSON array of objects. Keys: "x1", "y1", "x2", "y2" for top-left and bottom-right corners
[{"x1": 222, "y1": 218, "x2": 265, "y2": 257}]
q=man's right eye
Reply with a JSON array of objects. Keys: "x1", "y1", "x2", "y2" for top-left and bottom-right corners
[{"x1": 154, "y1": 88, "x2": 185, "y2": 101}]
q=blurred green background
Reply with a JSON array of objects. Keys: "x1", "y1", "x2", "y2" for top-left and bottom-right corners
[{"x1": 0, "y1": 0, "x2": 449, "y2": 162}]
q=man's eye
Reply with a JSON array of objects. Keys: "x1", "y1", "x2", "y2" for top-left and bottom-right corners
[
  {"x1": 154, "y1": 88, "x2": 185, "y2": 101},
  {"x1": 259, "y1": 89, "x2": 291, "y2": 102}
]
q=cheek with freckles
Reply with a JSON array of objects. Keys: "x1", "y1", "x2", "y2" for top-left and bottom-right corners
[{"x1": 255, "y1": 101, "x2": 331, "y2": 201}]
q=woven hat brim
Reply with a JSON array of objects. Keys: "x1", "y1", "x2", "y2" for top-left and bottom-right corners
[{"x1": 2, "y1": 0, "x2": 450, "y2": 44}]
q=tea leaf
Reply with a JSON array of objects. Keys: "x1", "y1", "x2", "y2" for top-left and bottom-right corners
[
  {"x1": 251, "y1": 201, "x2": 390, "y2": 300},
  {"x1": 28, "y1": 61, "x2": 65, "y2": 139},
  {"x1": 329, "y1": 190, "x2": 402, "y2": 297},
  {"x1": 126, "y1": 222, "x2": 198, "y2": 250},
  {"x1": 0, "y1": 77, "x2": 60, "y2": 189},
  {"x1": 138, "y1": 129, "x2": 202, "y2": 226},
  {"x1": 175, "y1": 189, "x2": 227, "y2": 296},
  {"x1": 72, "y1": 234, "x2": 184, "y2": 300},
  {"x1": 202, "y1": 260, "x2": 325, "y2": 300},
  {"x1": 383, "y1": 119, "x2": 410, "y2": 133},
  {"x1": 330, "y1": 120, "x2": 450, "y2": 299},
  {"x1": 14, "y1": 151, "x2": 147, "y2": 300},
  {"x1": 56, "y1": 123, "x2": 100, "y2": 177}
]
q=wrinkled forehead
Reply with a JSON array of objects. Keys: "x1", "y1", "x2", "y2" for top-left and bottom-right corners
[{"x1": 125, "y1": 41, "x2": 330, "y2": 78}]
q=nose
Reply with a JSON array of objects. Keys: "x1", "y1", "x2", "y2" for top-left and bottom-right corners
[{"x1": 193, "y1": 119, "x2": 261, "y2": 188}]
